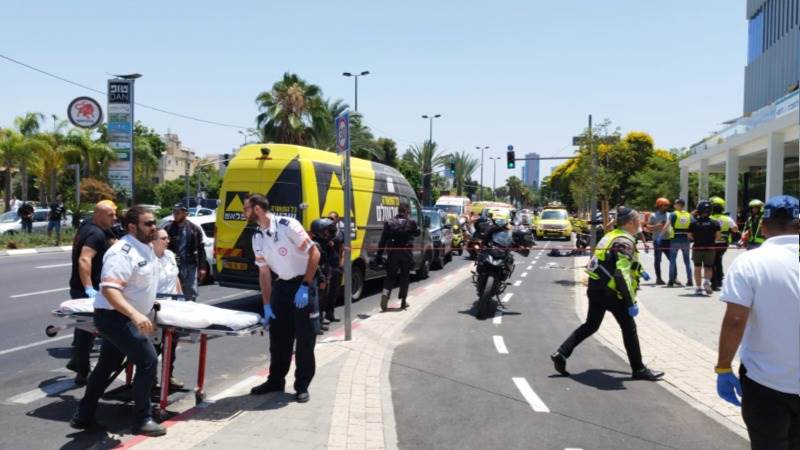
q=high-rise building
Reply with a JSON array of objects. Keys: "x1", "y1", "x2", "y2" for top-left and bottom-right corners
[{"x1": 523, "y1": 152, "x2": 540, "y2": 189}]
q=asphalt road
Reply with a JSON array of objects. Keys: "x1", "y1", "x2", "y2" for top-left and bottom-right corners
[
  {"x1": 390, "y1": 242, "x2": 749, "y2": 450},
  {"x1": 0, "y1": 250, "x2": 468, "y2": 449}
]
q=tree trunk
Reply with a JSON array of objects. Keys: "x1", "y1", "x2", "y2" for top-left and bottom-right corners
[
  {"x1": 4, "y1": 163, "x2": 11, "y2": 211},
  {"x1": 21, "y1": 161, "x2": 27, "y2": 201}
]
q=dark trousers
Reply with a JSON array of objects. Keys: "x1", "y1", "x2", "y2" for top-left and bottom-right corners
[
  {"x1": 653, "y1": 239, "x2": 676, "y2": 282},
  {"x1": 69, "y1": 289, "x2": 94, "y2": 376},
  {"x1": 77, "y1": 309, "x2": 158, "y2": 424},
  {"x1": 21, "y1": 219, "x2": 32, "y2": 233},
  {"x1": 740, "y1": 366, "x2": 800, "y2": 450},
  {"x1": 558, "y1": 290, "x2": 644, "y2": 372},
  {"x1": 323, "y1": 268, "x2": 342, "y2": 319},
  {"x1": 266, "y1": 278, "x2": 316, "y2": 393},
  {"x1": 178, "y1": 263, "x2": 198, "y2": 300},
  {"x1": 672, "y1": 235, "x2": 693, "y2": 282},
  {"x1": 711, "y1": 245, "x2": 727, "y2": 288},
  {"x1": 383, "y1": 250, "x2": 413, "y2": 300}
]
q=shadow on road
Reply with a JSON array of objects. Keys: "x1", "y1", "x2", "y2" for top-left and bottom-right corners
[{"x1": 556, "y1": 368, "x2": 630, "y2": 391}]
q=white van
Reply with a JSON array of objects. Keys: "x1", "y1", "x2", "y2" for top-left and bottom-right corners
[{"x1": 434, "y1": 196, "x2": 471, "y2": 217}]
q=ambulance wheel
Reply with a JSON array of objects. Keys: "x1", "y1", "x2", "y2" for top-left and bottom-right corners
[{"x1": 351, "y1": 266, "x2": 365, "y2": 300}]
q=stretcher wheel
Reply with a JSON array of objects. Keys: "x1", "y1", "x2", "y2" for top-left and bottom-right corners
[{"x1": 45, "y1": 325, "x2": 58, "y2": 337}]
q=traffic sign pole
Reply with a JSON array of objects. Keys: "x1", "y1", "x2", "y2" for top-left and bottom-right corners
[{"x1": 336, "y1": 112, "x2": 353, "y2": 341}]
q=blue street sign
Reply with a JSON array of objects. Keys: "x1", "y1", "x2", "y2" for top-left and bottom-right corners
[
  {"x1": 335, "y1": 112, "x2": 350, "y2": 154},
  {"x1": 507, "y1": 144, "x2": 514, "y2": 151}
]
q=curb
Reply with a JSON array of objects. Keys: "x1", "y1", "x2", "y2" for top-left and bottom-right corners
[{"x1": 0, "y1": 246, "x2": 71, "y2": 257}]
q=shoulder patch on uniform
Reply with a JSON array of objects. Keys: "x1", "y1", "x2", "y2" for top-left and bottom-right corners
[
  {"x1": 137, "y1": 260, "x2": 147, "y2": 267},
  {"x1": 278, "y1": 218, "x2": 290, "y2": 226},
  {"x1": 122, "y1": 244, "x2": 131, "y2": 253}
]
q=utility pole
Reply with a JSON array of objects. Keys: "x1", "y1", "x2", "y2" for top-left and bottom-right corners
[
  {"x1": 490, "y1": 156, "x2": 500, "y2": 200},
  {"x1": 588, "y1": 114, "x2": 598, "y2": 251},
  {"x1": 184, "y1": 160, "x2": 191, "y2": 207},
  {"x1": 476, "y1": 146, "x2": 489, "y2": 201}
]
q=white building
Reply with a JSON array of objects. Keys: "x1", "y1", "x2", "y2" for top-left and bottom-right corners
[{"x1": 680, "y1": 0, "x2": 799, "y2": 211}]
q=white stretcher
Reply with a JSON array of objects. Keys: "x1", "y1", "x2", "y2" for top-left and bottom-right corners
[{"x1": 46, "y1": 294, "x2": 264, "y2": 416}]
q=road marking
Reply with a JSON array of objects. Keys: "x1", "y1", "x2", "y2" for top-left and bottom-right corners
[
  {"x1": 512, "y1": 377, "x2": 550, "y2": 412},
  {"x1": 0, "y1": 335, "x2": 71, "y2": 357},
  {"x1": 205, "y1": 375, "x2": 263, "y2": 403},
  {"x1": 443, "y1": 274, "x2": 452, "y2": 281},
  {"x1": 531, "y1": 260, "x2": 537, "y2": 265},
  {"x1": 492, "y1": 311, "x2": 502, "y2": 325},
  {"x1": 493, "y1": 336, "x2": 508, "y2": 354},
  {"x1": 6, "y1": 377, "x2": 78, "y2": 404},
  {"x1": 6, "y1": 249, "x2": 37, "y2": 255},
  {"x1": 35, "y1": 263, "x2": 72, "y2": 269},
  {"x1": 526, "y1": 265, "x2": 532, "y2": 270},
  {"x1": 513, "y1": 280, "x2": 522, "y2": 287},
  {"x1": 500, "y1": 293, "x2": 513, "y2": 303},
  {"x1": 521, "y1": 272, "x2": 528, "y2": 278},
  {"x1": 565, "y1": 448, "x2": 584, "y2": 450},
  {"x1": 10, "y1": 287, "x2": 70, "y2": 298}
]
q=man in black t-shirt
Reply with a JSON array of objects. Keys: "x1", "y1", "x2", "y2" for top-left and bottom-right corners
[
  {"x1": 17, "y1": 202, "x2": 34, "y2": 233},
  {"x1": 688, "y1": 201, "x2": 721, "y2": 296},
  {"x1": 48, "y1": 194, "x2": 66, "y2": 245},
  {"x1": 66, "y1": 200, "x2": 117, "y2": 384}
]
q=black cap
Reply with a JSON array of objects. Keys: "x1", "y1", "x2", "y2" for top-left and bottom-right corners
[{"x1": 172, "y1": 202, "x2": 188, "y2": 211}]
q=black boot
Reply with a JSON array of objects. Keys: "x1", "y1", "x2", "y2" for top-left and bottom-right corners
[
  {"x1": 380, "y1": 294, "x2": 389, "y2": 312},
  {"x1": 400, "y1": 298, "x2": 409, "y2": 310},
  {"x1": 550, "y1": 352, "x2": 569, "y2": 376},
  {"x1": 632, "y1": 367, "x2": 664, "y2": 381}
]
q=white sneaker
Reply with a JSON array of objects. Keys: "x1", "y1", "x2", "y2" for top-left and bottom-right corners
[
  {"x1": 695, "y1": 287, "x2": 705, "y2": 296},
  {"x1": 703, "y1": 280, "x2": 713, "y2": 295}
]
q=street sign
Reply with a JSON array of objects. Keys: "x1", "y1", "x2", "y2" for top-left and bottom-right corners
[
  {"x1": 67, "y1": 97, "x2": 103, "y2": 129},
  {"x1": 107, "y1": 79, "x2": 135, "y2": 198},
  {"x1": 335, "y1": 112, "x2": 350, "y2": 154},
  {"x1": 507, "y1": 144, "x2": 514, "y2": 151}
]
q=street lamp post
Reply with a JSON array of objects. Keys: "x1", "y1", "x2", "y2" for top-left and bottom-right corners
[
  {"x1": 342, "y1": 71, "x2": 370, "y2": 112},
  {"x1": 237, "y1": 130, "x2": 247, "y2": 146},
  {"x1": 420, "y1": 114, "x2": 442, "y2": 206},
  {"x1": 475, "y1": 146, "x2": 489, "y2": 201},
  {"x1": 490, "y1": 156, "x2": 500, "y2": 200}
]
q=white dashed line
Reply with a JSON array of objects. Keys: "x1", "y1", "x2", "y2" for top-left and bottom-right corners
[
  {"x1": 521, "y1": 272, "x2": 528, "y2": 278},
  {"x1": 526, "y1": 265, "x2": 533, "y2": 270},
  {"x1": 513, "y1": 280, "x2": 522, "y2": 287},
  {"x1": 512, "y1": 377, "x2": 550, "y2": 412},
  {"x1": 5, "y1": 378, "x2": 79, "y2": 404},
  {"x1": 531, "y1": 260, "x2": 537, "y2": 265},
  {"x1": 0, "y1": 335, "x2": 71, "y2": 357},
  {"x1": 492, "y1": 311, "x2": 502, "y2": 325},
  {"x1": 500, "y1": 293, "x2": 513, "y2": 303},
  {"x1": 10, "y1": 287, "x2": 70, "y2": 298},
  {"x1": 493, "y1": 336, "x2": 509, "y2": 354},
  {"x1": 35, "y1": 263, "x2": 72, "y2": 269}
]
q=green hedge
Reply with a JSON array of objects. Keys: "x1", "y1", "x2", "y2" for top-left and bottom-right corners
[{"x1": 1, "y1": 228, "x2": 77, "y2": 250}]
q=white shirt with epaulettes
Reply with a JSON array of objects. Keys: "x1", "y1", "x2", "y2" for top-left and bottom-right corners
[
  {"x1": 252, "y1": 214, "x2": 313, "y2": 281},
  {"x1": 96, "y1": 234, "x2": 159, "y2": 315}
]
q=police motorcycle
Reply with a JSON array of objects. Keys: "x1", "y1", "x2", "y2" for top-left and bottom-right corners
[{"x1": 472, "y1": 214, "x2": 532, "y2": 319}]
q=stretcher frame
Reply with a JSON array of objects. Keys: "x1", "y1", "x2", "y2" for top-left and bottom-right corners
[{"x1": 46, "y1": 305, "x2": 263, "y2": 417}]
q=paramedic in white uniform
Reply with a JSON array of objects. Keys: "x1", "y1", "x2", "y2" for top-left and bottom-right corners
[
  {"x1": 716, "y1": 195, "x2": 800, "y2": 450},
  {"x1": 70, "y1": 206, "x2": 167, "y2": 437},
  {"x1": 246, "y1": 194, "x2": 321, "y2": 404},
  {"x1": 153, "y1": 227, "x2": 184, "y2": 389}
]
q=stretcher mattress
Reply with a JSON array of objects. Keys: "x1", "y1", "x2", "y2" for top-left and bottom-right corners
[{"x1": 57, "y1": 299, "x2": 261, "y2": 331}]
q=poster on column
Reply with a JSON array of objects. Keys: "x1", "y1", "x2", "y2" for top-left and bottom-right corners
[{"x1": 107, "y1": 79, "x2": 134, "y2": 196}]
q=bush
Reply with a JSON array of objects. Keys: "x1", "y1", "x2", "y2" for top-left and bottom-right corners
[
  {"x1": 1, "y1": 228, "x2": 77, "y2": 249},
  {"x1": 80, "y1": 178, "x2": 116, "y2": 203}
]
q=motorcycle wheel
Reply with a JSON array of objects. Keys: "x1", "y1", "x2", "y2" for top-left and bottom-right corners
[{"x1": 477, "y1": 274, "x2": 495, "y2": 319}]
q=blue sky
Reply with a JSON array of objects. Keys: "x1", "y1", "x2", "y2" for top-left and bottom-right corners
[{"x1": 0, "y1": 1, "x2": 745, "y2": 186}]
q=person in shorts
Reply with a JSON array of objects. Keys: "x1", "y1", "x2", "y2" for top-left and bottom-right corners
[{"x1": 688, "y1": 200, "x2": 721, "y2": 296}]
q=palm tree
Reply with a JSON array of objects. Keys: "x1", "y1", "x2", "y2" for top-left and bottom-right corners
[
  {"x1": 14, "y1": 112, "x2": 44, "y2": 201},
  {"x1": 255, "y1": 73, "x2": 328, "y2": 146},
  {"x1": 314, "y1": 98, "x2": 349, "y2": 150},
  {"x1": 450, "y1": 151, "x2": 479, "y2": 196},
  {"x1": 408, "y1": 140, "x2": 447, "y2": 205},
  {"x1": 506, "y1": 176, "x2": 525, "y2": 207},
  {"x1": 374, "y1": 138, "x2": 398, "y2": 167},
  {"x1": 64, "y1": 129, "x2": 115, "y2": 180},
  {"x1": 0, "y1": 129, "x2": 24, "y2": 211},
  {"x1": 32, "y1": 126, "x2": 77, "y2": 203}
]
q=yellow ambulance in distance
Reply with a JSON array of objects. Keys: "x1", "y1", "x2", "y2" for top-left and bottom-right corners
[
  {"x1": 214, "y1": 144, "x2": 433, "y2": 299},
  {"x1": 536, "y1": 202, "x2": 572, "y2": 240}
]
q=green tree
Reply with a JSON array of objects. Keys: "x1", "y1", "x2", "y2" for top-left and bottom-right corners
[
  {"x1": 626, "y1": 149, "x2": 681, "y2": 210},
  {"x1": 13, "y1": 112, "x2": 45, "y2": 201},
  {"x1": 451, "y1": 151, "x2": 479, "y2": 196},
  {"x1": 255, "y1": 73, "x2": 328, "y2": 146},
  {"x1": 32, "y1": 119, "x2": 78, "y2": 203},
  {"x1": 407, "y1": 140, "x2": 447, "y2": 206},
  {"x1": 374, "y1": 138, "x2": 398, "y2": 167},
  {"x1": 314, "y1": 98, "x2": 349, "y2": 151},
  {"x1": 0, "y1": 129, "x2": 24, "y2": 210},
  {"x1": 65, "y1": 129, "x2": 115, "y2": 180}
]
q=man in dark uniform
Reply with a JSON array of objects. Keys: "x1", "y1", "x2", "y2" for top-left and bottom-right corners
[
  {"x1": 17, "y1": 201, "x2": 34, "y2": 233},
  {"x1": 66, "y1": 200, "x2": 117, "y2": 384},
  {"x1": 551, "y1": 207, "x2": 664, "y2": 381},
  {"x1": 323, "y1": 211, "x2": 344, "y2": 323},
  {"x1": 310, "y1": 217, "x2": 338, "y2": 335},
  {"x1": 375, "y1": 202, "x2": 420, "y2": 312}
]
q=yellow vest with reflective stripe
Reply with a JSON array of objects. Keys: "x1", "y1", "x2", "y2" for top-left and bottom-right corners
[
  {"x1": 586, "y1": 229, "x2": 640, "y2": 299},
  {"x1": 710, "y1": 214, "x2": 731, "y2": 243},
  {"x1": 673, "y1": 211, "x2": 692, "y2": 231}
]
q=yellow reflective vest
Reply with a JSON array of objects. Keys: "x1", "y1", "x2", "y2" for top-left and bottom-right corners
[
  {"x1": 673, "y1": 211, "x2": 692, "y2": 234},
  {"x1": 586, "y1": 228, "x2": 640, "y2": 304}
]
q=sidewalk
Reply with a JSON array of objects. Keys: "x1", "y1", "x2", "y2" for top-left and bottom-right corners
[
  {"x1": 0, "y1": 245, "x2": 71, "y2": 257},
  {"x1": 571, "y1": 247, "x2": 749, "y2": 441},
  {"x1": 126, "y1": 264, "x2": 475, "y2": 450}
]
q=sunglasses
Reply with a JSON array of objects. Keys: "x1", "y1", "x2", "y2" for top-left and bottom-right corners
[{"x1": 141, "y1": 220, "x2": 157, "y2": 227}]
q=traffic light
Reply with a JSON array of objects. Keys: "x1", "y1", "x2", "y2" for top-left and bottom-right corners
[
  {"x1": 506, "y1": 145, "x2": 515, "y2": 169},
  {"x1": 222, "y1": 153, "x2": 230, "y2": 167},
  {"x1": 449, "y1": 159, "x2": 456, "y2": 176}
]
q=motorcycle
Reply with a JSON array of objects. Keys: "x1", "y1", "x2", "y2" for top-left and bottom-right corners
[{"x1": 472, "y1": 220, "x2": 532, "y2": 319}]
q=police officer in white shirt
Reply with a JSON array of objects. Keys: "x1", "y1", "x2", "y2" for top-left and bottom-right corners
[
  {"x1": 71, "y1": 206, "x2": 167, "y2": 437},
  {"x1": 716, "y1": 195, "x2": 800, "y2": 450},
  {"x1": 246, "y1": 194, "x2": 321, "y2": 403}
]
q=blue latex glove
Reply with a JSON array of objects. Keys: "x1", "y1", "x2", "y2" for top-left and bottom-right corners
[
  {"x1": 628, "y1": 305, "x2": 639, "y2": 317},
  {"x1": 84, "y1": 287, "x2": 98, "y2": 299},
  {"x1": 262, "y1": 304, "x2": 276, "y2": 329},
  {"x1": 294, "y1": 283, "x2": 309, "y2": 309},
  {"x1": 717, "y1": 372, "x2": 742, "y2": 406}
]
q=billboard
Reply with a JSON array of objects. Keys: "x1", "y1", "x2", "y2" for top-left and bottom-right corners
[{"x1": 107, "y1": 79, "x2": 134, "y2": 196}]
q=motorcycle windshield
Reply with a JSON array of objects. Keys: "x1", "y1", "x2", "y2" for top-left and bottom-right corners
[{"x1": 491, "y1": 230, "x2": 513, "y2": 247}]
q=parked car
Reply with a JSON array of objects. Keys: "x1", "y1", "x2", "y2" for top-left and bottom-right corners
[
  {"x1": 423, "y1": 208, "x2": 453, "y2": 269},
  {"x1": 159, "y1": 207, "x2": 216, "y2": 226},
  {"x1": 0, "y1": 209, "x2": 73, "y2": 235}
]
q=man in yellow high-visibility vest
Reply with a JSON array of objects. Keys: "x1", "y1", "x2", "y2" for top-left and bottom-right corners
[{"x1": 670, "y1": 199, "x2": 694, "y2": 286}]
